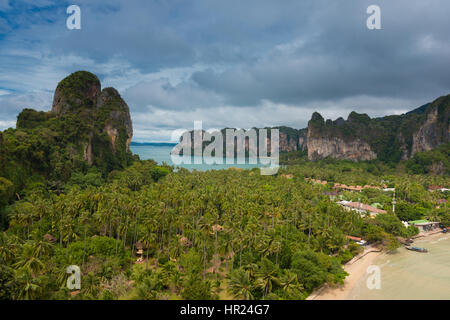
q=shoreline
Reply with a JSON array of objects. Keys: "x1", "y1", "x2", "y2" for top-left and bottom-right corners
[
  {"x1": 307, "y1": 245, "x2": 384, "y2": 300},
  {"x1": 307, "y1": 230, "x2": 447, "y2": 300}
]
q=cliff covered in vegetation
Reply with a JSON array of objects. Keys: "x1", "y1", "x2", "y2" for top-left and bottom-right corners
[
  {"x1": 0, "y1": 71, "x2": 135, "y2": 202},
  {"x1": 307, "y1": 95, "x2": 449, "y2": 163},
  {"x1": 175, "y1": 95, "x2": 448, "y2": 165}
]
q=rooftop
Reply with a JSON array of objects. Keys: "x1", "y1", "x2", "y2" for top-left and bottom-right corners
[{"x1": 338, "y1": 201, "x2": 387, "y2": 214}]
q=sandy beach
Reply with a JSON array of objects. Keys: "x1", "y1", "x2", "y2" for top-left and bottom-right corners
[
  {"x1": 307, "y1": 245, "x2": 384, "y2": 300},
  {"x1": 307, "y1": 230, "x2": 448, "y2": 300}
]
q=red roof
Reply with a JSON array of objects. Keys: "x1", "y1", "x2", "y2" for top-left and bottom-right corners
[{"x1": 346, "y1": 235, "x2": 362, "y2": 241}]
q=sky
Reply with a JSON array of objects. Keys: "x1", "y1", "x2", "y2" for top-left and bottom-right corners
[{"x1": 0, "y1": 0, "x2": 449, "y2": 142}]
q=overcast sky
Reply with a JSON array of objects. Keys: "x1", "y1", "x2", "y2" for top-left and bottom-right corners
[{"x1": 0, "y1": 0, "x2": 449, "y2": 141}]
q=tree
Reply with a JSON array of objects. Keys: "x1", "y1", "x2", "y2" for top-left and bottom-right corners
[
  {"x1": 181, "y1": 274, "x2": 215, "y2": 300},
  {"x1": 228, "y1": 269, "x2": 254, "y2": 300},
  {"x1": 255, "y1": 258, "x2": 279, "y2": 299}
]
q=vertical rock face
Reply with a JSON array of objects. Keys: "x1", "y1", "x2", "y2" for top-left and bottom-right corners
[
  {"x1": 276, "y1": 127, "x2": 308, "y2": 153},
  {"x1": 307, "y1": 133, "x2": 374, "y2": 161},
  {"x1": 51, "y1": 71, "x2": 133, "y2": 169},
  {"x1": 279, "y1": 132, "x2": 298, "y2": 152},
  {"x1": 411, "y1": 108, "x2": 439, "y2": 155},
  {"x1": 397, "y1": 133, "x2": 409, "y2": 161},
  {"x1": 306, "y1": 111, "x2": 378, "y2": 161},
  {"x1": 411, "y1": 96, "x2": 449, "y2": 156},
  {"x1": 307, "y1": 135, "x2": 377, "y2": 160},
  {"x1": 298, "y1": 129, "x2": 307, "y2": 150},
  {"x1": 305, "y1": 95, "x2": 449, "y2": 161},
  {"x1": 96, "y1": 87, "x2": 133, "y2": 152}
]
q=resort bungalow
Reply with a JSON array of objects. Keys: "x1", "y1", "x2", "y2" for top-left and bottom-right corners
[
  {"x1": 337, "y1": 200, "x2": 387, "y2": 217},
  {"x1": 346, "y1": 235, "x2": 367, "y2": 246},
  {"x1": 428, "y1": 185, "x2": 450, "y2": 192},
  {"x1": 334, "y1": 184, "x2": 363, "y2": 192},
  {"x1": 333, "y1": 183, "x2": 387, "y2": 192},
  {"x1": 305, "y1": 178, "x2": 328, "y2": 185},
  {"x1": 408, "y1": 220, "x2": 441, "y2": 233}
]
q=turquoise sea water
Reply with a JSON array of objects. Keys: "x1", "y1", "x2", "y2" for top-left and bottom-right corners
[
  {"x1": 131, "y1": 144, "x2": 267, "y2": 171},
  {"x1": 348, "y1": 234, "x2": 450, "y2": 300}
]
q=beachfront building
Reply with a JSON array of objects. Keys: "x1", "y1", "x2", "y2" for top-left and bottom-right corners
[
  {"x1": 346, "y1": 235, "x2": 367, "y2": 246},
  {"x1": 337, "y1": 200, "x2": 387, "y2": 218},
  {"x1": 428, "y1": 185, "x2": 450, "y2": 192},
  {"x1": 408, "y1": 220, "x2": 441, "y2": 233}
]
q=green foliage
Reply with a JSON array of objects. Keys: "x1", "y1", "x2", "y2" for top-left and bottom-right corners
[
  {"x1": 0, "y1": 155, "x2": 447, "y2": 300},
  {"x1": 290, "y1": 250, "x2": 346, "y2": 293},
  {"x1": 374, "y1": 214, "x2": 409, "y2": 237},
  {"x1": 57, "y1": 236, "x2": 128, "y2": 267},
  {"x1": 406, "y1": 143, "x2": 450, "y2": 175},
  {"x1": 0, "y1": 177, "x2": 14, "y2": 206},
  {"x1": 16, "y1": 109, "x2": 51, "y2": 130},
  {"x1": 112, "y1": 160, "x2": 172, "y2": 190},
  {"x1": 67, "y1": 169, "x2": 104, "y2": 189},
  {"x1": 395, "y1": 201, "x2": 423, "y2": 221},
  {"x1": 181, "y1": 274, "x2": 216, "y2": 300},
  {"x1": 101, "y1": 289, "x2": 114, "y2": 300}
]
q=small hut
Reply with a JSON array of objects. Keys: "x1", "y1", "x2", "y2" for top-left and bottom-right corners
[
  {"x1": 135, "y1": 241, "x2": 146, "y2": 262},
  {"x1": 212, "y1": 224, "x2": 224, "y2": 233},
  {"x1": 43, "y1": 233, "x2": 56, "y2": 244},
  {"x1": 179, "y1": 236, "x2": 192, "y2": 247}
]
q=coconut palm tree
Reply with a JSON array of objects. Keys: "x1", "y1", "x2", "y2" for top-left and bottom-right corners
[{"x1": 228, "y1": 269, "x2": 254, "y2": 300}]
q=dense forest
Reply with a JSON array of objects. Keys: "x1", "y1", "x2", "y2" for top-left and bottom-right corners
[{"x1": 0, "y1": 158, "x2": 448, "y2": 300}]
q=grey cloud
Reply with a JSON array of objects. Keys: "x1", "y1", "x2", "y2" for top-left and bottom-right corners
[
  {"x1": 190, "y1": 0, "x2": 450, "y2": 109},
  {"x1": 123, "y1": 78, "x2": 223, "y2": 112},
  {"x1": 0, "y1": 91, "x2": 52, "y2": 129}
]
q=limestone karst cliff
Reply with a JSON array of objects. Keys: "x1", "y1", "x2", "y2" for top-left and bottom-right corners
[
  {"x1": 411, "y1": 95, "x2": 450, "y2": 156},
  {"x1": 306, "y1": 95, "x2": 449, "y2": 161},
  {"x1": 51, "y1": 71, "x2": 133, "y2": 169},
  {"x1": 2, "y1": 71, "x2": 134, "y2": 185},
  {"x1": 175, "y1": 94, "x2": 448, "y2": 162}
]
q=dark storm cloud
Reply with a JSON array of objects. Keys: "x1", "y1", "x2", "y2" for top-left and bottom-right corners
[
  {"x1": 0, "y1": 0, "x2": 449, "y2": 138},
  {"x1": 190, "y1": 0, "x2": 450, "y2": 107}
]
